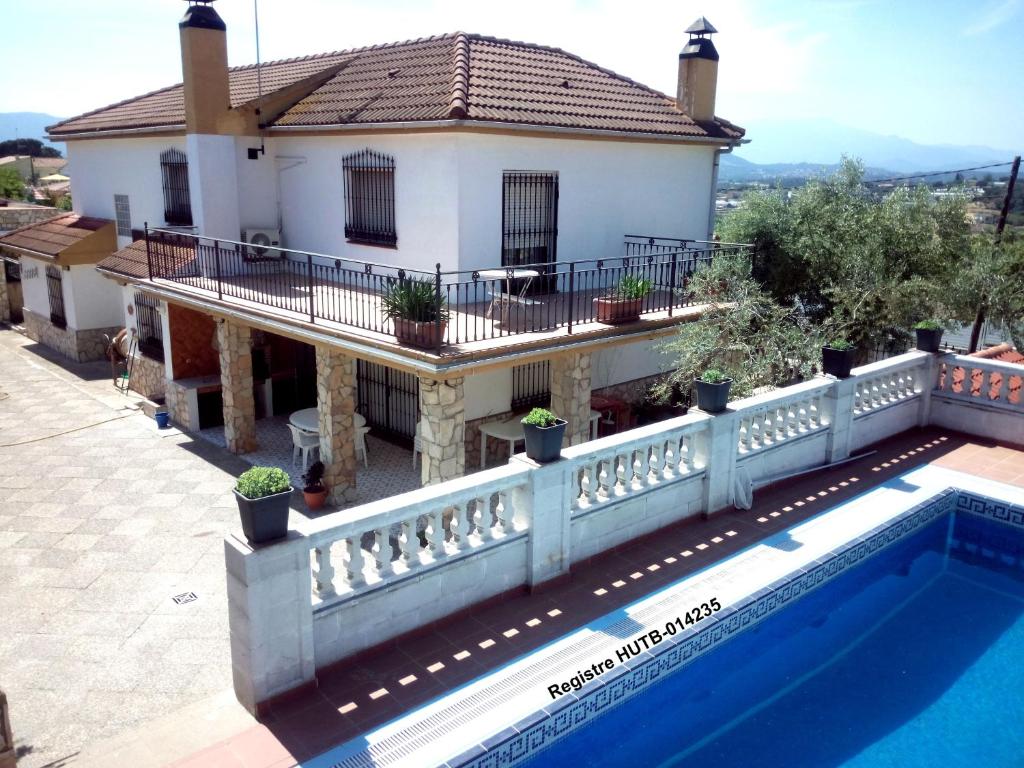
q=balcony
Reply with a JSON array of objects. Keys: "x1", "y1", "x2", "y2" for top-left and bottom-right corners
[{"x1": 143, "y1": 230, "x2": 750, "y2": 359}]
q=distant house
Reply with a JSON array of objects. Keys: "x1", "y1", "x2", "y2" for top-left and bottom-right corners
[
  {"x1": 29, "y1": 5, "x2": 746, "y2": 499},
  {"x1": 0, "y1": 155, "x2": 67, "y2": 184}
]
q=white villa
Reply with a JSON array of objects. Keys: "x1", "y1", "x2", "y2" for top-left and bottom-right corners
[{"x1": 5, "y1": 3, "x2": 747, "y2": 502}]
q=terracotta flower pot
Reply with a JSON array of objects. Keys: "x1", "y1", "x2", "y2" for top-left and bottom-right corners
[
  {"x1": 593, "y1": 296, "x2": 644, "y2": 324},
  {"x1": 393, "y1": 318, "x2": 447, "y2": 349},
  {"x1": 303, "y1": 486, "x2": 328, "y2": 511}
]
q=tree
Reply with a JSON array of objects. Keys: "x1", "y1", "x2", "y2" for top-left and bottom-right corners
[
  {"x1": 659, "y1": 253, "x2": 822, "y2": 401},
  {"x1": 718, "y1": 158, "x2": 971, "y2": 354},
  {"x1": 0, "y1": 138, "x2": 61, "y2": 158},
  {"x1": 0, "y1": 167, "x2": 25, "y2": 199},
  {"x1": 949, "y1": 232, "x2": 1024, "y2": 351}
]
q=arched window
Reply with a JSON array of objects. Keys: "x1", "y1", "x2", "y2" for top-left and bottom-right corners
[
  {"x1": 342, "y1": 149, "x2": 396, "y2": 246},
  {"x1": 160, "y1": 148, "x2": 193, "y2": 226}
]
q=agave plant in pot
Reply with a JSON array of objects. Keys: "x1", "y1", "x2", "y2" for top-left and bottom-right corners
[
  {"x1": 914, "y1": 320, "x2": 943, "y2": 353},
  {"x1": 233, "y1": 466, "x2": 292, "y2": 545},
  {"x1": 301, "y1": 460, "x2": 328, "y2": 511},
  {"x1": 381, "y1": 277, "x2": 450, "y2": 349},
  {"x1": 821, "y1": 339, "x2": 857, "y2": 378},
  {"x1": 521, "y1": 407, "x2": 567, "y2": 463},
  {"x1": 694, "y1": 368, "x2": 732, "y2": 413},
  {"x1": 594, "y1": 274, "x2": 653, "y2": 324}
]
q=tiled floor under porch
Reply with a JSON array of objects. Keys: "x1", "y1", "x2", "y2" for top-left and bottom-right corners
[
  {"x1": 196, "y1": 416, "x2": 422, "y2": 508},
  {"x1": 168, "y1": 427, "x2": 1024, "y2": 767}
]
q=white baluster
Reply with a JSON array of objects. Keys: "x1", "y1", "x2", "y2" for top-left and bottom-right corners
[
  {"x1": 345, "y1": 535, "x2": 365, "y2": 587},
  {"x1": 314, "y1": 544, "x2": 336, "y2": 598},
  {"x1": 995, "y1": 370, "x2": 1009, "y2": 404},
  {"x1": 474, "y1": 497, "x2": 494, "y2": 542},
  {"x1": 614, "y1": 454, "x2": 627, "y2": 494},
  {"x1": 598, "y1": 458, "x2": 611, "y2": 498},
  {"x1": 635, "y1": 447, "x2": 650, "y2": 488},
  {"x1": 679, "y1": 434, "x2": 693, "y2": 473},
  {"x1": 450, "y1": 504, "x2": 470, "y2": 551},
  {"x1": 427, "y1": 508, "x2": 446, "y2": 556},
  {"x1": 495, "y1": 491, "x2": 514, "y2": 533},
  {"x1": 400, "y1": 518, "x2": 419, "y2": 567},
  {"x1": 738, "y1": 417, "x2": 750, "y2": 453},
  {"x1": 373, "y1": 527, "x2": 394, "y2": 576},
  {"x1": 649, "y1": 442, "x2": 662, "y2": 482}
]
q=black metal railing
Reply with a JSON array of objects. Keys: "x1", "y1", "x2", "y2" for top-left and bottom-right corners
[
  {"x1": 134, "y1": 291, "x2": 164, "y2": 361},
  {"x1": 45, "y1": 265, "x2": 66, "y2": 329},
  {"x1": 145, "y1": 227, "x2": 751, "y2": 355}
]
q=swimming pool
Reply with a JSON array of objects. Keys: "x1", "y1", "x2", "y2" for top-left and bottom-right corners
[
  {"x1": 521, "y1": 495, "x2": 1024, "y2": 767},
  {"x1": 305, "y1": 468, "x2": 1024, "y2": 768}
]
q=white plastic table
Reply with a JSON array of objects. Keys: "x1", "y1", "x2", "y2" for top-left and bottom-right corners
[
  {"x1": 289, "y1": 408, "x2": 366, "y2": 433},
  {"x1": 479, "y1": 418, "x2": 527, "y2": 468},
  {"x1": 478, "y1": 268, "x2": 541, "y2": 322}
]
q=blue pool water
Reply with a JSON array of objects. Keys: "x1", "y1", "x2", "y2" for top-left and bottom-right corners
[{"x1": 525, "y1": 507, "x2": 1024, "y2": 768}]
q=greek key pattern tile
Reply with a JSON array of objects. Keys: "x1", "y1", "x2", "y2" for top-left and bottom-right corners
[
  {"x1": 462, "y1": 489, "x2": 958, "y2": 768},
  {"x1": 956, "y1": 491, "x2": 1024, "y2": 529}
]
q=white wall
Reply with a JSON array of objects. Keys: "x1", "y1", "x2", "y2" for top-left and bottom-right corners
[
  {"x1": 273, "y1": 133, "x2": 460, "y2": 274},
  {"x1": 591, "y1": 337, "x2": 675, "y2": 390},
  {"x1": 18, "y1": 257, "x2": 50, "y2": 317},
  {"x1": 455, "y1": 133, "x2": 716, "y2": 274},
  {"x1": 67, "y1": 136, "x2": 188, "y2": 232},
  {"x1": 464, "y1": 367, "x2": 513, "y2": 420},
  {"x1": 65, "y1": 265, "x2": 122, "y2": 329}
]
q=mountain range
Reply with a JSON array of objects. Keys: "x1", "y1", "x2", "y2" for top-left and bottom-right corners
[{"x1": 0, "y1": 112, "x2": 66, "y2": 153}]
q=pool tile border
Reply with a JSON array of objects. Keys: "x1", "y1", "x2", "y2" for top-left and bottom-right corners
[{"x1": 460, "y1": 489, "x2": 967, "y2": 768}]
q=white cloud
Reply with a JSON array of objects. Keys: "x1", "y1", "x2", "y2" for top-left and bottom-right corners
[{"x1": 964, "y1": 0, "x2": 1021, "y2": 35}]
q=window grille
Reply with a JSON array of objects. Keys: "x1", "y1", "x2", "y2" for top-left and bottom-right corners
[
  {"x1": 343, "y1": 149, "x2": 397, "y2": 246},
  {"x1": 160, "y1": 148, "x2": 193, "y2": 226},
  {"x1": 511, "y1": 360, "x2": 551, "y2": 410},
  {"x1": 502, "y1": 172, "x2": 558, "y2": 268},
  {"x1": 45, "y1": 265, "x2": 66, "y2": 328},
  {"x1": 134, "y1": 292, "x2": 164, "y2": 361},
  {"x1": 3, "y1": 260, "x2": 19, "y2": 283},
  {"x1": 114, "y1": 194, "x2": 132, "y2": 237}
]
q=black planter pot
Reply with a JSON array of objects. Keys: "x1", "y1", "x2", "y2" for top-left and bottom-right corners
[
  {"x1": 821, "y1": 346, "x2": 857, "y2": 378},
  {"x1": 695, "y1": 378, "x2": 733, "y2": 414},
  {"x1": 915, "y1": 327, "x2": 943, "y2": 353},
  {"x1": 522, "y1": 419, "x2": 567, "y2": 463},
  {"x1": 234, "y1": 488, "x2": 292, "y2": 545}
]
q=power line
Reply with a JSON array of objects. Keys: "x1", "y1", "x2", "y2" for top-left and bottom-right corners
[{"x1": 865, "y1": 160, "x2": 1017, "y2": 185}]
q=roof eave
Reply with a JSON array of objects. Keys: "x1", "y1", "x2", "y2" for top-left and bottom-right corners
[{"x1": 48, "y1": 124, "x2": 187, "y2": 141}]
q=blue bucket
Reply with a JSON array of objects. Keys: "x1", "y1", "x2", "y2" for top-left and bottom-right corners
[{"x1": 155, "y1": 411, "x2": 170, "y2": 429}]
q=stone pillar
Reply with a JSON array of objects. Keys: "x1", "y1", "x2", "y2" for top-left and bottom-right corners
[
  {"x1": 0, "y1": 687, "x2": 13, "y2": 768},
  {"x1": 217, "y1": 319, "x2": 257, "y2": 453},
  {"x1": 549, "y1": 351, "x2": 592, "y2": 446},
  {"x1": 510, "y1": 455, "x2": 573, "y2": 588},
  {"x1": 315, "y1": 346, "x2": 357, "y2": 505},
  {"x1": 419, "y1": 376, "x2": 465, "y2": 485},
  {"x1": 0, "y1": 275, "x2": 9, "y2": 324},
  {"x1": 224, "y1": 534, "x2": 316, "y2": 716},
  {"x1": 698, "y1": 408, "x2": 739, "y2": 517},
  {"x1": 917, "y1": 352, "x2": 940, "y2": 427}
]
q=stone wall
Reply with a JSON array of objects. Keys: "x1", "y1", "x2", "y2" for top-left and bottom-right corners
[
  {"x1": 419, "y1": 376, "x2": 465, "y2": 485},
  {"x1": 23, "y1": 308, "x2": 118, "y2": 362},
  {"x1": 464, "y1": 410, "x2": 517, "y2": 469},
  {"x1": 0, "y1": 205, "x2": 60, "y2": 232},
  {"x1": 129, "y1": 351, "x2": 166, "y2": 401},
  {"x1": 0, "y1": 277, "x2": 8, "y2": 323},
  {"x1": 549, "y1": 351, "x2": 592, "y2": 446},
  {"x1": 168, "y1": 303, "x2": 218, "y2": 378},
  {"x1": 165, "y1": 380, "x2": 193, "y2": 430},
  {"x1": 217, "y1": 320, "x2": 257, "y2": 453},
  {"x1": 315, "y1": 346, "x2": 358, "y2": 504},
  {"x1": 591, "y1": 371, "x2": 667, "y2": 407}
]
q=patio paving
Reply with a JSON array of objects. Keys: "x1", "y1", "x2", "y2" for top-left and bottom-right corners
[{"x1": 0, "y1": 327, "x2": 263, "y2": 768}]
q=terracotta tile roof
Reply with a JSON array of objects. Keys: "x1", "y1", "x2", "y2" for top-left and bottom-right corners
[
  {"x1": 971, "y1": 342, "x2": 1024, "y2": 365},
  {"x1": 97, "y1": 238, "x2": 198, "y2": 281},
  {"x1": 49, "y1": 33, "x2": 743, "y2": 141},
  {"x1": 0, "y1": 213, "x2": 108, "y2": 258}
]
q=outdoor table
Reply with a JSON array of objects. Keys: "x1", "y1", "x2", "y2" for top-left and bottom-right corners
[
  {"x1": 479, "y1": 417, "x2": 527, "y2": 468},
  {"x1": 290, "y1": 407, "x2": 366, "y2": 434},
  {"x1": 590, "y1": 395, "x2": 630, "y2": 436},
  {"x1": 478, "y1": 268, "x2": 541, "y2": 323}
]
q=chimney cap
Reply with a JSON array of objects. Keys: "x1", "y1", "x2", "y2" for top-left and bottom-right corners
[
  {"x1": 684, "y1": 17, "x2": 718, "y2": 37},
  {"x1": 180, "y1": 0, "x2": 226, "y2": 32}
]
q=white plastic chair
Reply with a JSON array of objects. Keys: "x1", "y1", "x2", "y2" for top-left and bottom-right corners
[
  {"x1": 355, "y1": 425, "x2": 371, "y2": 469},
  {"x1": 287, "y1": 423, "x2": 320, "y2": 470}
]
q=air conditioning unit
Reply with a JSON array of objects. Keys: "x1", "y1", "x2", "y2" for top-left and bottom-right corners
[{"x1": 242, "y1": 228, "x2": 282, "y2": 259}]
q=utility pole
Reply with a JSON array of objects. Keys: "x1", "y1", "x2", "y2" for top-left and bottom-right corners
[{"x1": 968, "y1": 154, "x2": 1020, "y2": 353}]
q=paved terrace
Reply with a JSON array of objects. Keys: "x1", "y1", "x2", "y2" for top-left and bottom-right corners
[{"x1": 85, "y1": 428, "x2": 1024, "y2": 768}]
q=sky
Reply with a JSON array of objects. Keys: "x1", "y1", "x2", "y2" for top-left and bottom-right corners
[{"x1": 4, "y1": 0, "x2": 1022, "y2": 151}]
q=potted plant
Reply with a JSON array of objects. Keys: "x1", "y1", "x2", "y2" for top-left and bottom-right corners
[
  {"x1": 914, "y1": 320, "x2": 943, "y2": 352},
  {"x1": 381, "y1": 277, "x2": 449, "y2": 349},
  {"x1": 594, "y1": 274, "x2": 653, "y2": 324},
  {"x1": 821, "y1": 339, "x2": 857, "y2": 378},
  {"x1": 301, "y1": 460, "x2": 328, "y2": 511},
  {"x1": 694, "y1": 368, "x2": 732, "y2": 413},
  {"x1": 154, "y1": 410, "x2": 171, "y2": 429},
  {"x1": 521, "y1": 407, "x2": 567, "y2": 463},
  {"x1": 233, "y1": 466, "x2": 292, "y2": 545}
]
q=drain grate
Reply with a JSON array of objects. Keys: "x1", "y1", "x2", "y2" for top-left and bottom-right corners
[{"x1": 172, "y1": 591, "x2": 198, "y2": 605}]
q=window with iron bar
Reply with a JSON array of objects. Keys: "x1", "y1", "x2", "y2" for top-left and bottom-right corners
[
  {"x1": 160, "y1": 148, "x2": 193, "y2": 226},
  {"x1": 502, "y1": 172, "x2": 558, "y2": 268},
  {"x1": 114, "y1": 194, "x2": 132, "y2": 237},
  {"x1": 45, "y1": 265, "x2": 66, "y2": 329},
  {"x1": 511, "y1": 360, "x2": 551, "y2": 410},
  {"x1": 343, "y1": 149, "x2": 397, "y2": 247},
  {"x1": 134, "y1": 292, "x2": 164, "y2": 362}
]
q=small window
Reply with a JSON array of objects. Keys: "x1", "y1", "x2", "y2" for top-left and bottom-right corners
[
  {"x1": 160, "y1": 148, "x2": 193, "y2": 226},
  {"x1": 511, "y1": 360, "x2": 551, "y2": 410},
  {"x1": 45, "y1": 265, "x2": 66, "y2": 329},
  {"x1": 134, "y1": 292, "x2": 164, "y2": 361},
  {"x1": 343, "y1": 149, "x2": 396, "y2": 246},
  {"x1": 3, "y1": 260, "x2": 20, "y2": 283},
  {"x1": 114, "y1": 194, "x2": 132, "y2": 237},
  {"x1": 502, "y1": 172, "x2": 559, "y2": 267}
]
